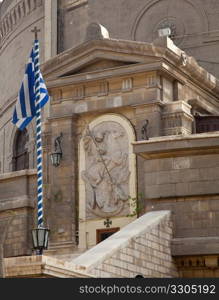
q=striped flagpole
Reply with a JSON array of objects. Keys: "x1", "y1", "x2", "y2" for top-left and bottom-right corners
[{"x1": 33, "y1": 39, "x2": 44, "y2": 228}]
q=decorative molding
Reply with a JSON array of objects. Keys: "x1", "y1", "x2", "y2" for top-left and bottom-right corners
[
  {"x1": 175, "y1": 255, "x2": 219, "y2": 277},
  {"x1": 131, "y1": 0, "x2": 209, "y2": 42},
  {"x1": 74, "y1": 85, "x2": 85, "y2": 100},
  {"x1": 98, "y1": 81, "x2": 109, "y2": 97},
  {"x1": 122, "y1": 77, "x2": 133, "y2": 92},
  {"x1": 66, "y1": 0, "x2": 88, "y2": 11},
  {"x1": 162, "y1": 112, "x2": 193, "y2": 136},
  {"x1": 146, "y1": 74, "x2": 160, "y2": 88},
  {"x1": 153, "y1": 17, "x2": 186, "y2": 47},
  {"x1": 0, "y1": 0, "x2": 41, "y2": 45},
  {"x1": 133, "y1": 132, "x2": 219, "y2": 160}
]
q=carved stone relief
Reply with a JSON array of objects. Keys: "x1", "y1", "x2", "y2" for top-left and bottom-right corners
[{"x1": 81, "y1": 121, "x2": 130, "y2": 217}]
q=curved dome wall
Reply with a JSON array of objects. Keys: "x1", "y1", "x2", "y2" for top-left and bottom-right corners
[
  {"x1": 62, "y1": 0, "x2": 219, "y2": 78},
  {"x1": 0, "y1": 0, "x2": 45, "y2": 173},
  {"x1": 0, "y1": 0, "x2": 44, "y2": 103}
]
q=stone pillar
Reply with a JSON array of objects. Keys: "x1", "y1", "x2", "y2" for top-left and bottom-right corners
[
  {"x1": 46, "y1": 115, "x2": 78, "y2": 255},
  {"x1": 44, "y1": 0, "x2": 57, "y2": 61},
  {"x1": 0, "y1": 245, "x2": 4, "y2": 278},
  {"x1": 173, "y1": 80, "x2": 185, "y2": 101},
  {"x1": 162, "y1": 101, "x2": 193, "y2": 136},
  {"x1": 133, "y1": 103, "x2": 163, "y2": 215},
  {"x1": 43, "y1": 1, "x2": 57, "y2": 123},
  {"x1": 133, "y1": 102, "x2": 163, "y2": 140}
]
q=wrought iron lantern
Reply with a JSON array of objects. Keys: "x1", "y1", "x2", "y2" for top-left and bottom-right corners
[
  {"x1": 50, "y1": 133, "x2": 63, "y2": 167},
  {"x1": 32, "y1": 227, "x2": 50, "y2": 255}
]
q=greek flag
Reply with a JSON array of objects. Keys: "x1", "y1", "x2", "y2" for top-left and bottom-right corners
[{"x1": 12, "y1": 47, "x2": 49, "y2": 130}]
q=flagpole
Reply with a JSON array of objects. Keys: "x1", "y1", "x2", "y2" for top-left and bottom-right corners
[
  {"x1": 32, "y1": 27, "x2": 44, "y2": 228},
  {"x1": 12, "y1": 27, "x2": 50, "y2": 254}
]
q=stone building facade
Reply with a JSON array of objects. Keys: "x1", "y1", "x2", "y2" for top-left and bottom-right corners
[{"x1": 1, "y1": 0, "x2": 219, "y2": 277}]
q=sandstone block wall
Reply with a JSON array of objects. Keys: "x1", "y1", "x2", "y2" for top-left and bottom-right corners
[
  {"x1": 1, "y1": 208, "x2": 33, "y2": 257},
  {"x1": 144, "y1": 154, "x2": 219, "y2": 199},
  {"x1": 0, "y1": 170, "x2": 36, "y2": 257},
  {"x1": 4, "y1": 255, "x2": 93, "y2": 278},
  {"x1": 73, "y1": 211, "x2": 178, "y2": 278},
  {"x1": 143, "y1": 154, "x2": 219, "y2": 239}
]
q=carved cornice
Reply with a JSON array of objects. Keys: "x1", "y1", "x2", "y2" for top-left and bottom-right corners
[
  {"x1": 133, "y1": 133, "x2": 219, "y2": 159},
  {"x1": 41, "y1": 37, "x2": 219, "y2": 100},
  {"x1": 0, "y1": 0, "x2": 42, "y2": 46},
  {"x1": 64, "y1": 0, "x2": 88, "y2": 11}
]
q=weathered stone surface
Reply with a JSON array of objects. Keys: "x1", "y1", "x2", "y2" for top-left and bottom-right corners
[
  {"x1": 0, "y1": 170, "x2": 36, "y2": 258},
  {"x1": 4, "y1": 255, "x2": 93, "y2": 278},
  {"x1": 146, "y1": 197, "x2": 219, "y2": 241},
  {"x1": 2, "y1": 1, "x2": 219, "y2": 277},
  {"x1": 85, "y1": 23, "x2": 109, "y2": 41},
  {"x1": 175, "y1": 255, "x2": 219, "y2": 278},
  {"x1": 172, "y1": 237, "x2": 219, "y2": 256},
  {"x1": 72, "y1": 211, "x2": 178, "y2": 278},
  {"x1": 46, "y1": 116, "x2": 77, "y2": 253},
  {"x1": 133, "y1": 133, "x2": 219, "y2": 160},
  {"x1": 60, "y1": 0, "x2": 219, "y2": 79}
]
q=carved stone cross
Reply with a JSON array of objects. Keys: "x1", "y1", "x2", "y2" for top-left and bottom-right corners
[
  {"x1": 31, "y1": 26, "x2": 40, "y2": 40},
  {"x1": 104, "y1": 218, "x2": 112, "y2": 228}
]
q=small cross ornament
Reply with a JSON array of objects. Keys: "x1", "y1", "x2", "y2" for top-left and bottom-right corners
[
  {"x1": 31, "y1": 26, "x2": 40, "y2": 40},
  {"x1": 104, "y1": 218, "x2": 112, "y2": 228}
]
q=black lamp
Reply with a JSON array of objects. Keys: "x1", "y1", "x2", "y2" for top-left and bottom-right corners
[
  {"x1": 32, "y1": 227, "x2": 50, "y2": 255},
  {"x1": 50, "y1": 151, "x2": 62, "y2": 167},
  {"x1": 50, "y1": 133, "x2": 63, "y2": 167}
]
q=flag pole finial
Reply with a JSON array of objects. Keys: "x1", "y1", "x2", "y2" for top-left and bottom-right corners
[{"x1": 31, "y1": 26, "x2": 40, "y2": 40}]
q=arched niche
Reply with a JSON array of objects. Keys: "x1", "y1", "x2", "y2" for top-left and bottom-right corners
[
  {"x1": 8, "y1": 120, "x2": 36, "y2": 172},
  {"x1": 78, "y1": 113, "x2": 137, "y2": 249},
  {"x1": 131, "y1": 0, "x2": 208, "y2": 46},
  {"x1": 12, "y1": 128, "x2": 29, "y2": 171}
]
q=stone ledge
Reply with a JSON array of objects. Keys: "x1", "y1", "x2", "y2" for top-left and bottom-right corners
[
  {"x1": 66, "y1": 0, "x2": 88, "y2": 11},
  {"x1": 133, "y1": 133, "x2": 219, "y2": 159},
  {"x1": 0, "y1": 169, "x2": 37, "y2": 181},
  {"x1": 0, "y1": 195, "x2": 34, "y2": 211},
  {"x1": 4, "y1": 255, "x2": 93, "y2": 278},
  {"x1": 172, "y1": 237, "x2": 219, "y2": 256}
]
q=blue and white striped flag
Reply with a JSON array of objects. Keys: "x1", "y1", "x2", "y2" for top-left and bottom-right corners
[
  {"x1": 12, "y1": 40, "x2": 49, "y2": 228},
  {"x1": 12, "y1": 47, "x2": 49, "y2": 130}
]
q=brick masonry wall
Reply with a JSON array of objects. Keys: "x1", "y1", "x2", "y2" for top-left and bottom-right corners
[{"x1": 73, "y1": 211, "x2": 178, "y2": 278}]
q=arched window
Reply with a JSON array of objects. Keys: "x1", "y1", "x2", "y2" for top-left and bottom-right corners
[{"x1": 12, "y1": 129, "x2": 29, "y2": 171}]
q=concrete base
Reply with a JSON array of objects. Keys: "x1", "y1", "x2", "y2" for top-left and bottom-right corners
[{"x1": 4, "y1": 255, "x2": 93, "y2": 278}]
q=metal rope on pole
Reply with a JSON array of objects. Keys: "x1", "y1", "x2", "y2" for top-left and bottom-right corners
[{"x1": 33, "y1": 39, "x2": 44, "y2": 228}]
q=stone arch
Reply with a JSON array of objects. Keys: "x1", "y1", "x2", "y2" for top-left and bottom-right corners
[
  {"x1": 8, "y1": 121, "x2": 35, "y2": 171},
  {"x1": 131, "y1": 0, "x2": 209, "y2": 44},
  {"x1": 12, "y1": 128, "x2": 29, "y2": 171}
]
